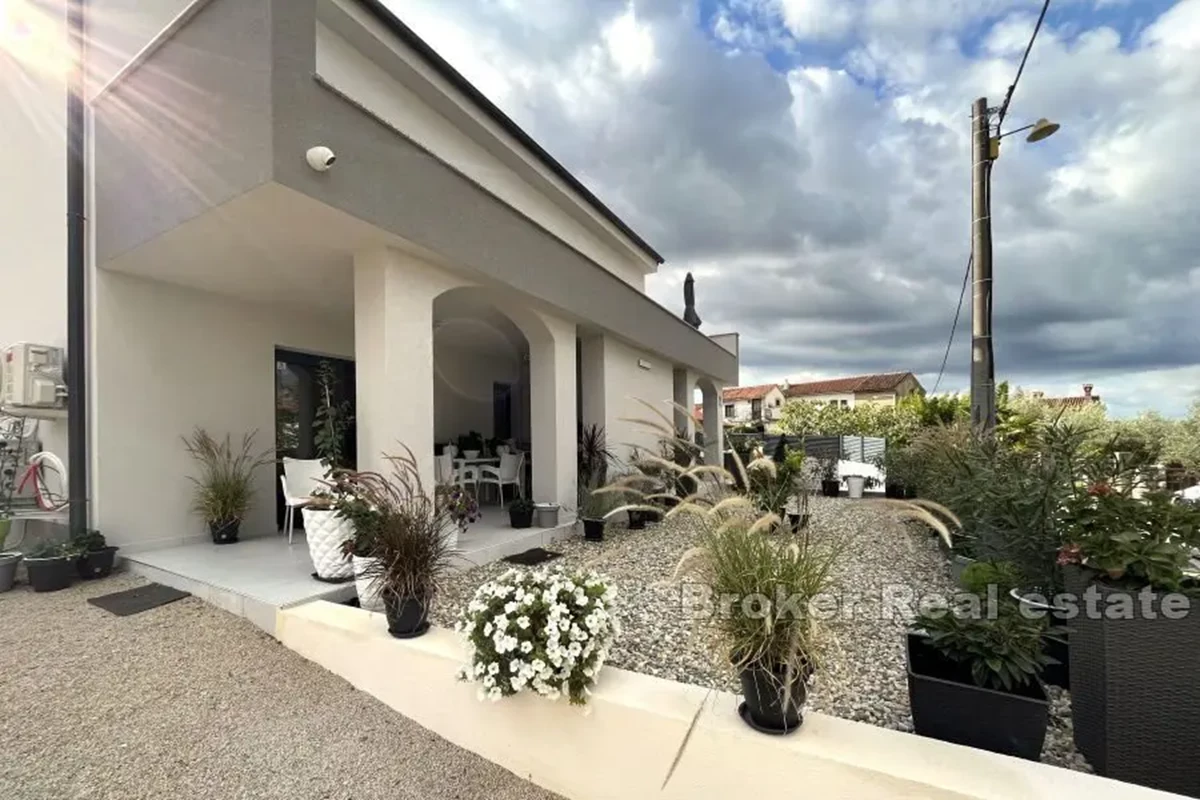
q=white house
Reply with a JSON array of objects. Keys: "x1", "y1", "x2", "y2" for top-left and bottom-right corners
[
  {"x1": 720, "y1": 384, "x2": 786, "y2": 425},
  {"x1": 780, "y1": 373, "x2": 923, "y2": 409},
  {"x1": 0, "y1": 0, "x2": 736, "y2": 554}
]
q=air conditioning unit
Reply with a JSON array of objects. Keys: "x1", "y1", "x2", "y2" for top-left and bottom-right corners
[{"x1": 1, "y1": 343, "x2": 66, "y2": 411}]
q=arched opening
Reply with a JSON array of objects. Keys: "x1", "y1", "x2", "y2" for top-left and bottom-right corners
[{"x1": 432, "y1": 287, "x2": 570, "y2": 527}]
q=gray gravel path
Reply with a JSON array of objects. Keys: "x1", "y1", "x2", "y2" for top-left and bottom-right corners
[
  {"x1": 0, "y1": 573, "x2": 559, "y2": 800},
  {"x1": 433, "y1": 496, "x2": 1091, "y2": 772}
]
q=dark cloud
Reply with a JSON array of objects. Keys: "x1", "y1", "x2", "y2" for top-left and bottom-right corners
[{"x1": 393, "y1": 0, "x2": 1200, "y2": 415}]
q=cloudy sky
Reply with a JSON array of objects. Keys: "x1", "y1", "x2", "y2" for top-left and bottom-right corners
[{"x1": 387, "y1": 0, "x2": 1200, "y2": 417}]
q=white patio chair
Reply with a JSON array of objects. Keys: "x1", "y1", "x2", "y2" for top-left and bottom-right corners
[
  {"x1": 455, "y1": 461, "x2": 480, "y2": 494},
  {"x1": 478, "y1": 452, "x2": 523, "y2": 505},
  {"x1": 281, "y1": 457, "x2": 327, "y2": 545}
]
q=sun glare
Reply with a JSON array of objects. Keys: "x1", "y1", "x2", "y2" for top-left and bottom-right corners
[{"x1": 0, "y1": 0, "x2": 72, "y2": 79}]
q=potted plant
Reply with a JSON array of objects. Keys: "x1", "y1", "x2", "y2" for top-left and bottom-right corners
[
  {"x1": 845, "y1": 474, "x2": 866, "y2": 499},
  {"x1": 24, "y1": 540, "x2": 78, "y2": 592},
  {"x1": 908, "y1": 598, "x2": 1051, "y2": 760},
  {"x1": 455, "y1": 565, "x2": 619, "y2": 704},
  {"x1": 337, "y1": 447, "x2": 459, "y2": 637},
  {"x1": 302, "y1": 488, "x2": 355, "y2": 582},
  {"x1": 508, "y1": 496, "x2": 535, "y2": 529},
  {"x1": 313, "y1": 359, "x2": 354, "y2": 470},
  {"x1": 580, "y1": 485, "x2": 612, "y2": 542},
  {"x1": 0, "y1": 514, "x2": 22, "y2": 593},
  {"x1": 182, "y1": 429, "x2": 273, "y2": 544},
  {"x1": 677, "y1": 515, "x2": 838, "y2": 734},
  {"x1": 818, "y1": 457, "x2": 840, "y2": 498},
  {"x1": 1058, "y1": 482, "x2": 1200, "y2": 794},
  {"x1": 610, "y1": 409, "x2": 839, "y2": 734},
  {"x1": 457, "y1": 431, "x2": 484, "y2": 460},
  {"x1": 71, "y1": 529, "x2": 119, "y2": 580}
]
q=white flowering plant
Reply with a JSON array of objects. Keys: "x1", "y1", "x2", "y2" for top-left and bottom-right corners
[{"x1": 455, "y1": 566, "x2": 620, "y2": 706}]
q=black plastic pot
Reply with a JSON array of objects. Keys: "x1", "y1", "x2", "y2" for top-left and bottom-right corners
[
  {"x1": 383, "y1": 594, "x2": 429, "y2": 638},
  {"x1": 509, "y1": 506, "x2": 534, "y2": 529},
  {"x1": 582, "y1": 518, "x2": 606, "y2": 542},
  {"x1": 739, "y1": 663, "x2": 807, "y2": 734},
  {"x1": 209, "y1": 520, "x2": 240, "y2": 545},
  {"x1": 627, "y1": 510, "x2": 648, "y2": 530},
  {"x1": 907, "y1": 633, "x2": 1048, "y2": 760},
  {"x1": 1042, "y1": 628, "x2": 1070, "y2": 690},
  {"x1": 786, "y1": 513, "x2": 811, "y2": 532},
  {"x1": 26, "y1": 557, "x2": 74, "y2": 593},
  {"x1": 820, "y1": 480, "x2": 841, "y2": 498},
  {"x1": 76, "y1": 546, "x2": 119, "y2": 580},
  {"x1": 884, "y1": 482, "x2": 905, "y2": 499}
]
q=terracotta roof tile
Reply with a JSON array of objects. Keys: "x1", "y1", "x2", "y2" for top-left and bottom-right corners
[
  {"x1": 781, "y1": 372, "x2": 915, "y2": 399},
  {"x1": 722, "y1": 384, "x2": 779, "y2": 402}
]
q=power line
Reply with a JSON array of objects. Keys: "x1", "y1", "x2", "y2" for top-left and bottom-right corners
[
  {"x1": 932, "y1": 254, "x2": 972, "y2": 394},
  {"x1": 997, "y1": 0, "x2": 1052, "y2": 129}
]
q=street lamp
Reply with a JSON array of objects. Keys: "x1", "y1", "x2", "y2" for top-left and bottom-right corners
[{"x1": 970, "y1": 101, "x2": 1060, "y2": 432}]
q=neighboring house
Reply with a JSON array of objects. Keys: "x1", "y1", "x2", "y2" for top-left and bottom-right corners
[
  {"x1": 1029, "y1": 384, "x2": 1102, "y2": 410},
  {"x1": 0, "y1": 0, "x2": 736, "y2": 552},
  {"x1": 721, "y1": 384, "x2": 786, "y2": 425},
  {"x1": 780, "y1": 372, "x2": 924, "y2": 408}
]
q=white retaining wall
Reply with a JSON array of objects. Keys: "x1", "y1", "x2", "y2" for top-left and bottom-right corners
[{"x1": 277, "y1": 601, "x2": 1186, "y2": 800}]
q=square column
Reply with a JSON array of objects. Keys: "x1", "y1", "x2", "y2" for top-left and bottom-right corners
[
  {"x1": 526, "y1": 312, "x2": 578, "y2": 516},
  {"x1": 354, "y1": 248, "x2": 463, "y2": 492}
]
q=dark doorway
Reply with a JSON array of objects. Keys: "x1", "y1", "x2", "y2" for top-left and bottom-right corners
[
  {"x1": 275, "y1": 348, "x2": 356, "y2": 528},
  {"x1": 493, "y1": 382, "x2": 513, "y2": 441}
]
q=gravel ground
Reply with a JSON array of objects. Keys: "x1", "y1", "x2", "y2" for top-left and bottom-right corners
[
  {"x1": 0, "y1": 573, "x2": 560, "y2": 800},
  {"x1": 433, "y1": 496, "x2": 1091, "y2": 772}
]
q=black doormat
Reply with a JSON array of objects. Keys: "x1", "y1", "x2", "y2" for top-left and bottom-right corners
[
  {"x1": 502, "y1": 548, "x2": 562, "y2": 566},
  {"x1": 88, "y1": 583, "x2": 191, "y2": 617}
]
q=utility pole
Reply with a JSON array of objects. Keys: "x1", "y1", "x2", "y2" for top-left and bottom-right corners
[{"x1": 970, "y1": 97, "x2": 996, "y2": 432}]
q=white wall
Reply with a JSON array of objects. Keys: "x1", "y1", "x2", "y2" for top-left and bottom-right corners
[
  {"x1": 314, "y1": 21, "x2": 651, "y2": 290},
  {"x1": 0, "y1": 37, "x2": 69, "y2": 465},
  {"x1": 433, "y1": 341, "x2": 521, "y2": 444},
  {"x1": 92, "y1": 271, "x2": 354, "y2": 550},
  {"x1": 600, "y1": 337, "x2": 673, "y2": 465},
  {"x1": 281, "y1": 603, "x2": 1171, "y2": 800}
]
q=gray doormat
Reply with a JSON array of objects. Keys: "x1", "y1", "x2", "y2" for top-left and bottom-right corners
[
  {"x1": 502, "y1": 548, "x2": 562, "y2": 567},
  {"x1": 88, "y1": 583, "x2": 191, "y2": 616}
]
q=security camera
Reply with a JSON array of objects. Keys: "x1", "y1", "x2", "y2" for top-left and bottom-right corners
[{"x1": 306, "y1": 146, "x2": 337, "y2": 172}]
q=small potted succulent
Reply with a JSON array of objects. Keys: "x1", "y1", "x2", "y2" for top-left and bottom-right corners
[
  {"x1": 24, "y1": 540, "x2": 79, "y2": 592},
  {"x1": 508, "y1": 495, "x2": 535, "y2": 529},
  {"x1": 72, "y1": 529, "x2": 119, "y2": 579},
  {"x1": 818, "y1": 457, "x2": 840, "y2": 498},
  {"x1": 182, "y1": 429, "x2": 273, "y2": 544},
  {"x1": 0, "y1": 513, "x2": 22, "y2": 593}
]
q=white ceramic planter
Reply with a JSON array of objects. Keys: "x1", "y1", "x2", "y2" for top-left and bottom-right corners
[
  {"x1": 846, "y1": 476, "x2": 865, "y2": 499},
  {"x1": 302, "y1": 508, "x2": 354, "y2": 581},
  {"x1": 353, "y1": 555, "x2": 384, "y2": 611}
]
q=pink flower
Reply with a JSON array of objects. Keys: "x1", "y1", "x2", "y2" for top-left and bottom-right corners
[{"x1": 1057, "y1": 543, "x2": 1082, "y2": 566}]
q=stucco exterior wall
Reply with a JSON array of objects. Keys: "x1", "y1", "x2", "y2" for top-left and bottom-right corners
[
  {"x1": 0, "y1": 37, "x2": 69, "y2": 465},
  {"x1": 854, "y1": 392, "x2": 898, "y2": 406},
  {"x1": 91, "y1": 271, "x2": 354, "y2": 551},
  {"x1": 314, "y1": 19, "x2": 648, "y2": 291},
  {"x1": 600, "y1": 338, "x2": 674, "y2": 464},
  {"x1": 280, "y1": 602, "x2": 1171, "y2": 800}
]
